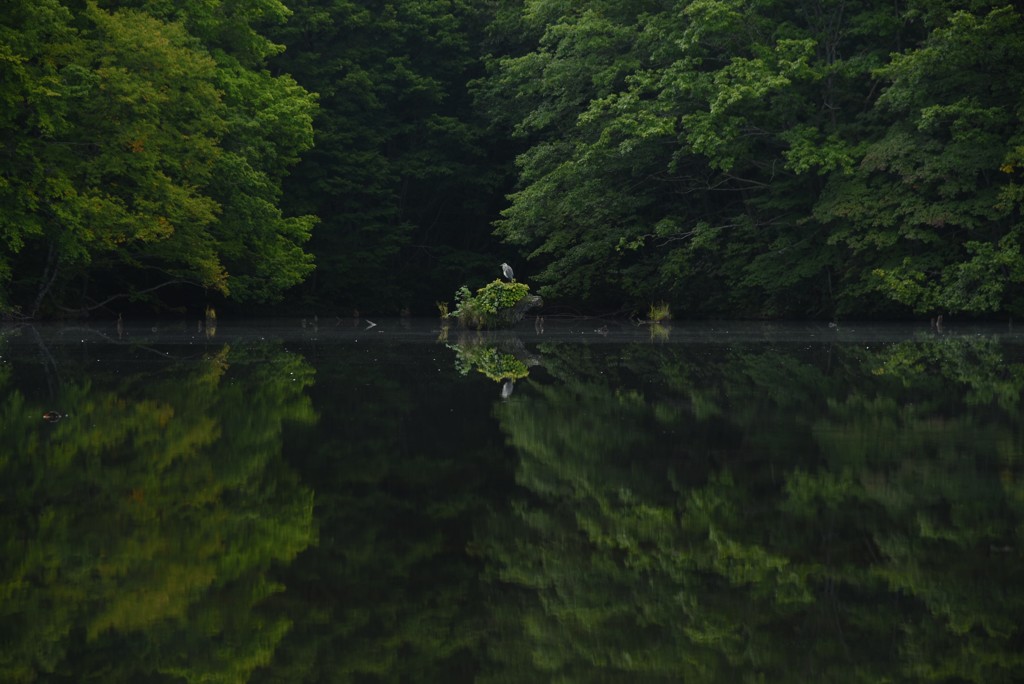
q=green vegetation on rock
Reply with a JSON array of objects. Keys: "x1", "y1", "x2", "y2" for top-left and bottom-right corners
[{"x1": 450, "y1": 280, "x2": 536, "y2": 329}]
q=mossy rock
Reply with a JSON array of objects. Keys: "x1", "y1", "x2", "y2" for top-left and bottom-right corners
[{"x1": 450, "y1": 280, "x2": 543, "y2": 329}]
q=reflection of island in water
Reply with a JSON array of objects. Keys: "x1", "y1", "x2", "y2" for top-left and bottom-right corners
[
  {"x1": 0, "y1": 334, "x2": 316, "y2": 684},
  {"x1": 447, "y1": 331, "x2": 542, "y2": 398},
  {"x1": 479, "y1": 334, "x2": 1024, "y2": 683}
]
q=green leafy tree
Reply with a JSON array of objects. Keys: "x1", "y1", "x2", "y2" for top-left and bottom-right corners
[
  {"x1": 0, "y1": 1, "x2": 316, "y2": 317},
  {"x1": 477, "y1": 0, "x2": 872, "y2": 313},
  {"x1": 479, "y1": 0, "x2": 1024, "y2": 317},
  {"x1": 818, "y1": 5, "x2": 1024, "y2": 315}
]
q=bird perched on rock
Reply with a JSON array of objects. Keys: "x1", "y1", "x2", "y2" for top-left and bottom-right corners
[{"x1": 500, "y1": 262, "x2": 515, "y2": 281}]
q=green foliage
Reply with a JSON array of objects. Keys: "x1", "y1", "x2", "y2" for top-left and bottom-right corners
[
  {"x1": 819, "y1": 5, "x2": 1024, "y2": 315},
  {"x1": 450, "y1": 279, "x2": 531, "y2": 328},
  {"x1": 477, "y1": 0, "x2": 869, "y2": 312},
  {"x1": 647, "y1": 301, "x2": 671, "y2": 322},
  {"x1": 477, "y1": 0, "x2": 1024, "y2": 317},
  {"x1": 0, "y1": 0, "x2": 316, "y2": 316},
  {"x1": 470, "y1": 280, "x2": 531, "y2": 314},
  {"x1": 6, "y1": 0, "x2": 1024, "y2": 318}
]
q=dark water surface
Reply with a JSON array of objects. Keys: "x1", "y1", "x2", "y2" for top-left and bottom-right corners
[{"x1": 3, "y1": 318, "x2": 1024, "y2": 683}]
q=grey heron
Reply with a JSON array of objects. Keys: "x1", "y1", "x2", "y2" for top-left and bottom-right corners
[{"x1": 500, "y1": 262, "x2": 515, "y2": 281}]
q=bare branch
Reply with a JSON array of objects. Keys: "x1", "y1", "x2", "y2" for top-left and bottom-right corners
[
  {"x1": 29, "y1": 242, "x2": 61, "y2": 319},
  {"x1": 56, "y1": 279, "x2": 200, "y2": 314}
]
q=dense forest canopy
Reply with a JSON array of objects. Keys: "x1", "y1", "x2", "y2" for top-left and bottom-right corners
[
  {"x1": 0, "y1": 0, "x2": 318, "y2": 318},
  {"x1": 2, "y1": 0, "x2": 1023, "y2": 318}
]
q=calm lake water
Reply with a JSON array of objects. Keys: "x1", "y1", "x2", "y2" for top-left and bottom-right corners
[{"x1": 2, "y1": 318, "x2": 1024, "y2": 683}]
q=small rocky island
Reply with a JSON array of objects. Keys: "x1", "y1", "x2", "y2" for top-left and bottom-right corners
[{"x1": 447, "y1": 280, "x2": 542, "y2": 329}]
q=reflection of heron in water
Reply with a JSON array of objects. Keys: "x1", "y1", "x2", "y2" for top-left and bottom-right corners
[
  {"x1": 501, "y1": 262, "x2": 515, "y2": 281},
  {"x1": 501, "y1": 379, "x2": 515, "y2": 399}
]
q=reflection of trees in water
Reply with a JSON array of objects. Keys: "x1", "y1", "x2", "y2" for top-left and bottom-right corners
[
  {"x1": 251, "y1": 343, "x2": 506, "y2": 683},
  {"x1": 0, "y1": 342, "x2": 316, "y2": 684},
  {"x1": 20, "y1": 332, "x2": 1014, "y2": 682},
  {"x1": 481, "y1": 336, "x2": 1024, "y2": 683}
]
